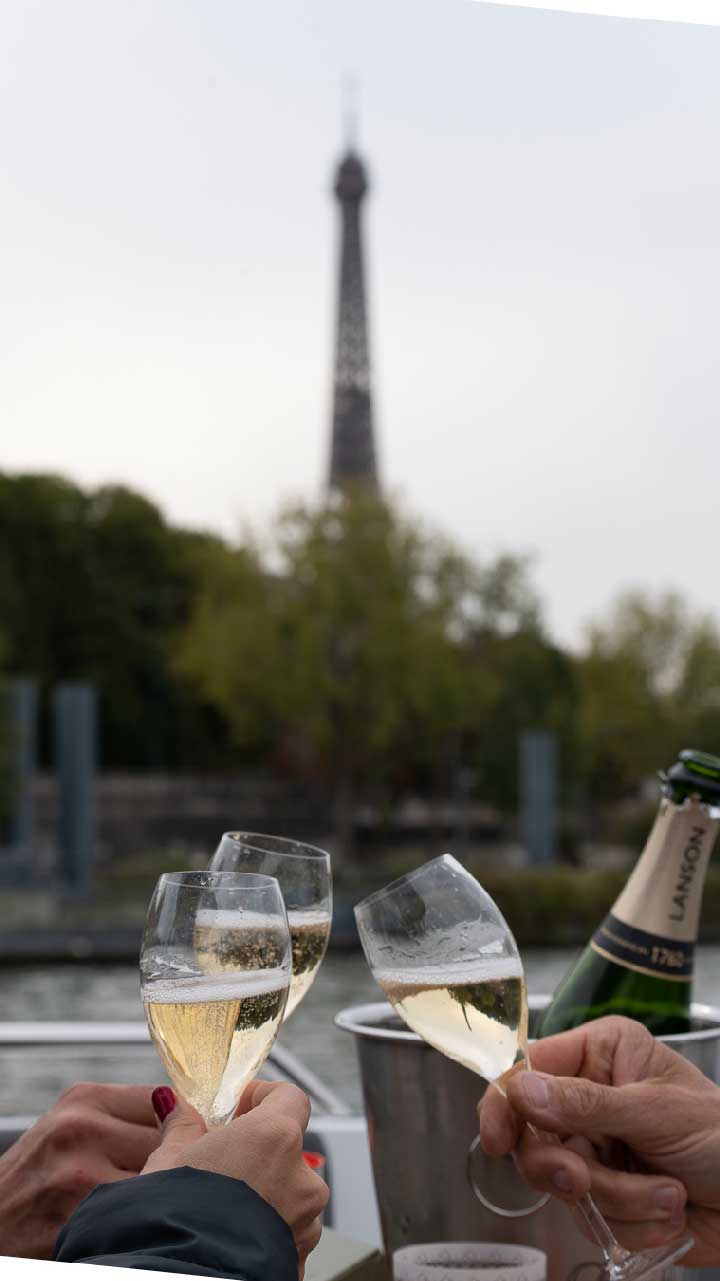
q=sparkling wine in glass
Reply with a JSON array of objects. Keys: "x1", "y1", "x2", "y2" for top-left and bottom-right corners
[
  {"x1": 210, "y1": 833, "x2": 332, "y2": 1020},
  {"x1": 141, "y1": 871, "x2": 291, "y2": 1127},
  {"x1": 355, "y1": 855, "x2": 693, "y2": 1281}
]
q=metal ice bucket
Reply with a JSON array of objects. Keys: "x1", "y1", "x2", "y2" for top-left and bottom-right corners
[{"x1": 336, "y1": 996, "x2": 720, "y2": 1281}]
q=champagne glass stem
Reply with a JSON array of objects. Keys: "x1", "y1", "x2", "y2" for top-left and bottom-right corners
[
  {"x1": 572, "y1": 1189, "x2": 631, "y2": 1274},
  {"x1": 495, "y1": 1059, "x2": 631, "y2": 1276},
  {"x1": 524, "y1": 1120, "x2": 630, "y2": 1272},
  {"x1": 521, "y1": 1050, "x2": 632, "y2": 1274}
]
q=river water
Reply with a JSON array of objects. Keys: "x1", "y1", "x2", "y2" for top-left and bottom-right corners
[{"x1": 2, "y1": 947, "x2": 720, "y2": 1116}]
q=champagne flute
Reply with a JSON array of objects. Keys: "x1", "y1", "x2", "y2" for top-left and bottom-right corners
[
  {"x1": 210, "y1": 833, "x2": 332, "y2": 1020},
  {"x1": 354, "y1": 855, "x2": 693, "y2": 1281},
  {"x1": 140, "y1": 871, "x2": 291, "y2": 1127}
]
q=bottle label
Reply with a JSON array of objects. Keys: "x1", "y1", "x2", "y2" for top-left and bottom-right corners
[
  {"x1": 589, "y1": 797, "x2": 718, "y2": 981},
  {"x1": 591, "y1": 912, "x2": 694, "y2": 980}
]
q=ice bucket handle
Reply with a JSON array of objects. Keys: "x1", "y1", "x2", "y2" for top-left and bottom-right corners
[{"x1": 466, "y1": 1135, "x2": 551, "y2": 1219}]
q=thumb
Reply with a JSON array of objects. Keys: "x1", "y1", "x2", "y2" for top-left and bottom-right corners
[
  {"x1": 506, "y1": 1071, "x2": 659, "y2": 1145},
  {"x1": 142, "y1": 1087, "x2": 206, "y2": 1174}
]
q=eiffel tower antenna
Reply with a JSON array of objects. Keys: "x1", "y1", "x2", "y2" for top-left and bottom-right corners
[
  {"x1": 343, "y1": 74, "x2": 359, "y2": 150},
  {"x1": 327, "y1": 92, "x2": 380, "y2": 493}
]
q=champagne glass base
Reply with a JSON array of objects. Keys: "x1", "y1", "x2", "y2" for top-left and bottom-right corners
[
  {"x1": 605, "y1": 1236, "x2": 693, "y2": 1281},
  {"x1": 466, "y1": 1134, "x2": 550, "y2": 1218}
]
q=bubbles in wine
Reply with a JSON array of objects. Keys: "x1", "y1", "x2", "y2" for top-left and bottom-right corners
[
  {"x1": 143, "y1": 969, "x2": 288, "y2": 1125},
  {"x1": 375, "y1": 957, "x2": 527, "y2": 1083}
]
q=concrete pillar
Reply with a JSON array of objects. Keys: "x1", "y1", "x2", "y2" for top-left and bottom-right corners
[
  {"x1": 519, "y1": 729, "x2": 557, "y2": 864},
  {"x1": 1, "y1": 678, "x2": 38, "y2": 868},
  {"x1": 53, "y1": 682, "x2": 97, "y2": 894}
]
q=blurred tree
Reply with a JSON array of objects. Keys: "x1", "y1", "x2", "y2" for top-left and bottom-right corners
[
  {"x1": 575, "y1": 591, "x2": 720, "y2": 798},
  {"x1": 178, "y1": 493, "x2": 543, "y2": 855},
  {"x1": 0, "y1": 472, "x2": 231, "y2": 767},
  {"x1": 6, "y1": 464, "x2": 720, "y2": 850},
  {"x1": 469, "y1": 628, "x2": 578, "y2": 812}
]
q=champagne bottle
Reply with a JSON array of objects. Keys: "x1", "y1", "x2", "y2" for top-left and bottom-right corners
[{"x1": 538, "y1": 749, "x2": 720, "y2": 1038}]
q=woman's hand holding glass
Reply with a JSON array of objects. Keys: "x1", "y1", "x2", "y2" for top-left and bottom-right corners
[{"x1": 143, "y1": 1080, "x2": 329, "y2": 1279}]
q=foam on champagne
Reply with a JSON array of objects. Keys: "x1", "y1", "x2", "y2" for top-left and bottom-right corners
[
  {"x1": 194, "y1": 909, "x2": 281, "y2": 931},
  {"x1": 375, "y1": 956, "x2": 527, "y2": 1083},
  {"x1": 143, "y1": 970, "x2": 289, "y2": 1004},
  {"x1": 287, "y1": 908, "x2": 332, "y2": 928},
  {"x1": 374, "y1": 955, "x2": 523, "y2": 988}
]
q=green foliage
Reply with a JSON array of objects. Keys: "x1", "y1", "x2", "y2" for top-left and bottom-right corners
[
  {"x1": 469, "y1": 629, "x2": 578, "y2": 809},
  {"x1": 335, "y1": 857, "x2": 720, "y2": 946},
  {"x1": 0, "y1": 472, "x2": 230, "y2": 767},
  {"x1": 263, "y1": 496, "x2": 480, "y2": 783},
  {"x1": 178, "y1": 493, "x2": 549, "y2": 850},
  {"x1": 574, "y1": 590, "x2": 720, "y2": 798},
  {"x1": 481, "y1": 863, "x2": 720, "y2": 946},
  {"x1": 3, "y1": 466, "x2": 720, "y2": 837}
]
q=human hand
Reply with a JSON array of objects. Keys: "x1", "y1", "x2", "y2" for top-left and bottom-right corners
[
  {"x1": 0, "y1": 1083, "x2": 161, "y2": 1259},
  {"x1": 478, "y1": 1016, "x2": 720, "y2": 1266},
  {"x1": 143, "y1": 1080, "x2": 329, "y2": 1277}
]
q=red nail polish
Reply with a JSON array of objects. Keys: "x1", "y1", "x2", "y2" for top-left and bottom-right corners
[{"x1": 152, "y1": 1086, "x2": 176, "y2": 1122}]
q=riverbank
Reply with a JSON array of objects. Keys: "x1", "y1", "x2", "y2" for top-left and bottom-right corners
[{"x1": 6, "y1": 859, "x2": 720, "y2": 962}]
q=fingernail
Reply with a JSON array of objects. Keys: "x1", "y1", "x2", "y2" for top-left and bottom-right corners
[
  {"x1": 520, "y1": 1073, "x2": 551, "y2": 1108},
  {"x1": 655, "y1": 1187, "x2": 681, "y2": 1216},
  {"x1": 554, "y1": 1170, "x2": 575, "y2": 1195},
  {"x1": 152, "y1": 1086, "x2": 176, "y2": 1123}
]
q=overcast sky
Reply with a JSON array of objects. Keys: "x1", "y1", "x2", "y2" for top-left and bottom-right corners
[{"x1": 1, "y1": 0, "x2": 718, "y2": 648}]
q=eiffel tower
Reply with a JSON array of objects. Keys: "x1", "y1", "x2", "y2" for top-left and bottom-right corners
[{"x1": 327, "y1": 124, "x2": 380, "y2": 493}]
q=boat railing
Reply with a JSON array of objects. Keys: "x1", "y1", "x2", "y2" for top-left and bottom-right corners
[{"x1": 0, "y1": 1021, "x2": 350, "y2": 1118}]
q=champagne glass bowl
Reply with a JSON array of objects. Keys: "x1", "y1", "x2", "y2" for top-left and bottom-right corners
[
  {"x1": 210, "y1": 832, "x2": 332, "y2": 1020},
  {"x1": 140, "y1": 870, "x2": 291, "y2": 1127}
]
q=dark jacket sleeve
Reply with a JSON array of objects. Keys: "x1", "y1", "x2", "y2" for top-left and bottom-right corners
[{"x1": 54, "y1": 1166, "x2": 299, "y2": 1279}]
